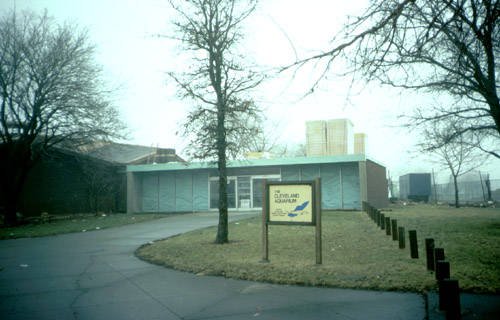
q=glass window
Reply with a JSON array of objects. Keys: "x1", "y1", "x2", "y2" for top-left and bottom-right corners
[{"x1": 209, "y1": 180, "x2": 219, "y2": 209}]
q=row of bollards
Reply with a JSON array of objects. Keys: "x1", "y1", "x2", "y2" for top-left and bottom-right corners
[
  {"x1": 425, "y1": 239, "x2": 461, "y2": 319},
  {"x1": 362, "y1": 202, "x2": 418, "y2": 258},
  {"x1": 362, "y1": 202, "x2": 461, "y2": 319}
]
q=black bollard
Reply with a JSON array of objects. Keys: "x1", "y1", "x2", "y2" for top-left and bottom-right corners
[
  {"x1": 441, "y1": 279, "x2": 461, "y2": 319},
  {"x1": 434, "y1": 248, "x2": 445, "y2": 278},
  {"x1": 398, "y1": 227, "x2": 405, "y2": 249},
  {"x1": 391, "y1": 219, "x2": 398, "y2": 241},
  {"x1": 385, "y1": 217, "x2": 391, "y2": 235},
  {"x1": 380, "y1": 213, "x2": 385, "y2": 230},
  {"x1": 425, "y1": 238, "x2": 435, "y2": 271},
  {"x1": 436, "y1": 261, "x2": 451, "y2": 283},
  {"x1": 409, "y1": 230, "x2": 418, "y2": 259}
]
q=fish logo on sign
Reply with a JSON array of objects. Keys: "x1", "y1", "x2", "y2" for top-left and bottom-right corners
[{"x1": 287, "y1": 201, "x2": 309, "y2": 217}]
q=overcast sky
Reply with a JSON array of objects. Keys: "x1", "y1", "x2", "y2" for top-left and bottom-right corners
[{"x1": 1, "y1": 0, "x2": 498, "y2": 181}]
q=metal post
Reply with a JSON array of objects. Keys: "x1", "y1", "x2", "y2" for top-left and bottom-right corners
[{"x1": 261, "y1": 179, "x2": 269, "y2": 263}]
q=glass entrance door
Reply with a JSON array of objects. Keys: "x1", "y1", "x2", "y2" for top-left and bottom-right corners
[
  {"x1": 210, "y1": 175, "x2": 280, "y2": 210},
  {"x1": 237, "y1": 176, "x2": 251, "y2": 209}
]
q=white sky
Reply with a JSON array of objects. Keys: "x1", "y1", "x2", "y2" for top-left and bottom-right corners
[{"x1": 1, "y1": 0, "x2": 498, "y2": 181}]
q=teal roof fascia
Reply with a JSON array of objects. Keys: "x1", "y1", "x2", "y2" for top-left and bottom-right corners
[{"x1": 126, "y1": 154, "x2": 368, "y2": 173}]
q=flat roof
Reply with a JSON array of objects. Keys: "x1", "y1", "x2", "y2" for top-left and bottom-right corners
[{"x1": 127, "y1": 154, "x2": 372, "y2": 173}]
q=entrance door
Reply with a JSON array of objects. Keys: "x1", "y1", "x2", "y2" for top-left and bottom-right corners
[{"x1": 237, "y1": 176, "x2": 251, "y2": 209}]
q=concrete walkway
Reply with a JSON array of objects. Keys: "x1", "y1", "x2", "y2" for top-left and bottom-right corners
[{"x1": 0, "y1": 212, "x2": 427, "y2": 319}]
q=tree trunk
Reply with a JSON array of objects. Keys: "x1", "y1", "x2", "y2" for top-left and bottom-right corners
[
  {"x1": 215, "y1": 100, "x2": 229, "y2": 244},
  {"x1": 216, "y1": 160, "x2": 228, "y2": 243},
  {"x1": 485, "y1": 177, "x2": 492, "y2": 202},
  {"x1": 453, "y1": 174, "x2": 460, "y2": 208}
]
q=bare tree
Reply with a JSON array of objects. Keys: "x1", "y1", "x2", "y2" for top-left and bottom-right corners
[
  {"x1": 419, "y1": 122, "x2": 486, "y2": 207},
  {"x1": 78, "y1": 158, "x2": 122, "y2": 213},
  {"x1": 238, "y1": 120, "x2": 292, "y2": 158},
  {"x1": 387, "y1": 171, "x2": 396, "y2": 199},
  {"x1": 168, "y1": 0, "x2": 262, "y2": 243},
  {"x1": 484, "y1": 173, "x2": 492, "y2": 201},
  {"x1": 0, "y1": 10, "x2": 124, "y2": 226},
  {"x1": 283, "y1": 0, "x2": 499, "y2": 157}
]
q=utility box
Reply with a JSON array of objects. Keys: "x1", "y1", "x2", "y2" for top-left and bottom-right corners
[{"x1": 399, "y1": 173, "x2": 432, "y2": 202}]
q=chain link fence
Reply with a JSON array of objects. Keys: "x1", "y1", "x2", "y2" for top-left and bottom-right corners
[{"x1": 430, "y1": 178, "x2": 500, "y2": 204}]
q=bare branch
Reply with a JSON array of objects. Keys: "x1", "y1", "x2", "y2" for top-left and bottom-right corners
[{"x1": 280, "y1": 0, "x2": 499, "y2": 156}]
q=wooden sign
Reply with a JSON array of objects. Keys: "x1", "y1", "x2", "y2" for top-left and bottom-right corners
[
  {"x1": 267, "y1": 182, "x2": 315, "y2": 225},
  {"x1": 261, "y1": 179, "x2": 322, "y2": 264}
]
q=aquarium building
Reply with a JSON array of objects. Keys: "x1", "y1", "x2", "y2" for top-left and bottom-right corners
[{"x1": 126, "y1": 154, "x2": 388, "y2": 213}]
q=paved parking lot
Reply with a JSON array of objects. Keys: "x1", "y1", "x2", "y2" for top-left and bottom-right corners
[{"x1": 0, "y1": 212, "x2": 426, "y2": 319}]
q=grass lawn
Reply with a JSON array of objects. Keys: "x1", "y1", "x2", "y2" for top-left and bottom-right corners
[
  {"x1": 0, "y1": 213, "x2": 168, "y2": 239},
  {"x1": 381, "y1": 204, "x2": 500, "y2": 293},
  {"x1": 136, "y1": 204, "x2": 500, "y2": 293}
]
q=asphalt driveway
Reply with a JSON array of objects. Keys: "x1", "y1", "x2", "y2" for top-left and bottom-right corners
[{"x1": 0, "y1": 212, "x2": 426, "y2": 319}]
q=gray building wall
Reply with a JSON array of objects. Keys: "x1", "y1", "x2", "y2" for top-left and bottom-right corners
[
  {"x1": 365, "y1": 160, "x2": 389, "y2": 208},
  {"x1": 137, "y1": 170, "x2": 209, "y2": 213},
  {"x1": 280, "y1": 163, "x2": 360, "y2": 209}
]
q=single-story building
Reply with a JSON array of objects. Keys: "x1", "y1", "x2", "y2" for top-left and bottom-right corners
[{"x1": 126, "y1": 154, "x2": 388, "y2": 213}]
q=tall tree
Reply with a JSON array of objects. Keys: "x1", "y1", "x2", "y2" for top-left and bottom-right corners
[
  {"x1": 419, "y1": 122, "x2": 486, "y2": 207},
  {"x1": 168, "y1": 0, "x2": 262, "y2": 243},
  {"x1": 181, "y1": 99, "x2": 262, "y2": 160},
  {"x1": 283, "y1": 0, "x2": 499, "y2": 157},
  {"x1": 0, "y1": 10, "x2": 124, "y2": 226}
]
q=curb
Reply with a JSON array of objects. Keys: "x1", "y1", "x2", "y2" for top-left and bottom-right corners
[{"x1": 425, "y1": 291, "x2": 500, "y2": 320}]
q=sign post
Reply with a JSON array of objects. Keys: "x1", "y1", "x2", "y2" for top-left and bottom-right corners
[
  {"x1": 261, "y1": 179, "x2": 269, "y2": 263},
  {"x1": 261, "y1": 178, "x2": 322, "y2": 264},
  {"x1": 315, "y1": 178, "x2": 322, "y2": 264}
]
